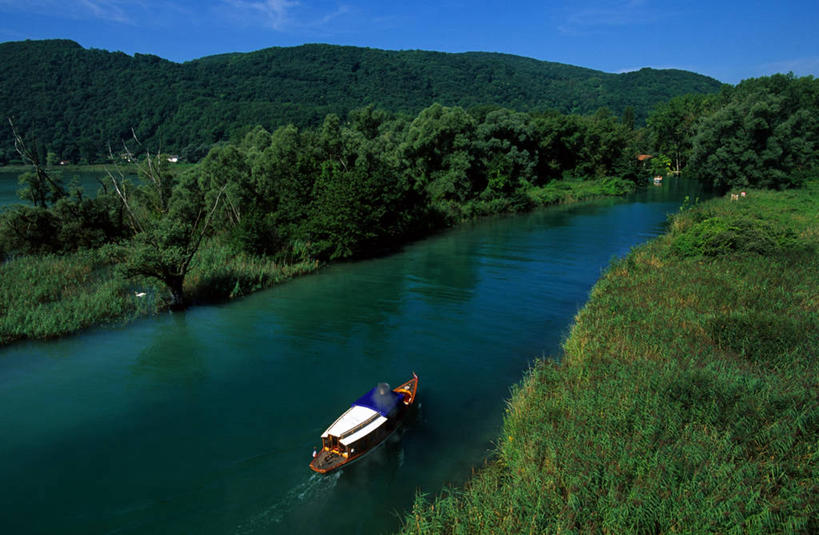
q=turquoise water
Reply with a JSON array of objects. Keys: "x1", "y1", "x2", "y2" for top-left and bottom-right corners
[{"x1": 0, "y1": 179, "x2": 705, "y2": 534}]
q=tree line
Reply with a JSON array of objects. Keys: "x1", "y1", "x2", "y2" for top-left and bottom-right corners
[
  {"x1": 1, "y1": 103, "x2": 643, "y2": 307},
  {"x1": 3, "y1": 73, "x2": 816, "y2": 311},
  {"x1": 0, "y1": 39, "x2": 721, "y2": 165},
  {"x1": 647, "y1": 73, "x2": 819, "y2": 191}
]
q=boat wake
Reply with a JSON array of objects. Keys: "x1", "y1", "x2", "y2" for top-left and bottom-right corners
[{"x1": 233, "y1": 471, "x2": 341, "y2": 534}]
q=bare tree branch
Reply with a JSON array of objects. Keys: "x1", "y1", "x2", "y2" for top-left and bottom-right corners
[{"x1": 8, "y1": 117, "x2": 66, "y2": 206}]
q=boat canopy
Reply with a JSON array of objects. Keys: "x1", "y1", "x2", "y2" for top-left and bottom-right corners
[
  {"x1": 352, "y1": 383, "x2": 403, "y2": 417},
  {"x1": 340, "y1": 416, "x2": 388, "y2": 447},
  {"x1": 322, "y1": 405, "x2": 378, "y2": 438}
]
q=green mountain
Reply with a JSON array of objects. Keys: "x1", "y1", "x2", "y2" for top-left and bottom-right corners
[{"x1": 0, "y1": 39, "x2": 723, "y2": 163}]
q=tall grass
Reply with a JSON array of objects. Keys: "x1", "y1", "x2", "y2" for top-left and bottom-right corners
[
  {"x1": 185, "y1": 240, "x2": 318, "y2": 302},
  {"x1": 0, "y1": 249, "x2": 158, "y2": 344},
  {"x1": 397, "y1": 182, "x2": 818, "y2": 534},
  {"x1": 0, "y1": 241, "x2": 319, "y2": 345}
]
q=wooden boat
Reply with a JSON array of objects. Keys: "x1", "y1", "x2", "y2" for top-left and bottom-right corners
[{"x1": 310, "y1": 373, "x2": 418, "y2": 474}]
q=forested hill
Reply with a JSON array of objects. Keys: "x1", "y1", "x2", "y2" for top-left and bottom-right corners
[{"x1": 0, "y1": 39, "x2": 723, "y2": 164}]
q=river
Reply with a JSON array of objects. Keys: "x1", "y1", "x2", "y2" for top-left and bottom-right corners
[{"x1": 0, "y1": 178, "x2": 705, "y2": 534}]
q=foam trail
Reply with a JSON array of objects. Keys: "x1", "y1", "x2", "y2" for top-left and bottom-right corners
[{"x1": 233, "y1": 471, "x2": 341, "y2": 534}]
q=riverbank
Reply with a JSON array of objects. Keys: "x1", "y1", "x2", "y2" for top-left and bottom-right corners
[
  {"x1": 0, "y1": 242, "x2": 318, "y2": 346},
  {"x1": 399, "y1": 182, "x2": 818, "y2": 533},
  {"x1": 0, "y1": 177, "x2": 634, "y2": 346}
]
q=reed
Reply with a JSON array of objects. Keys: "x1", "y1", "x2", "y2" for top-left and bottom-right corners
[
  {"x1": 0, "y1": 249, "x2": 158, "y2": 344},
  {"x1": 0, "y1": 241, "x2": 319, "y2": 345},
  {"x1": 397, "y1": 182, "x2": 818, "y2": 534},
  {"x1": 184, "y1": 240, "x2": 319, "y2": 302},
  {"x1": 451, "y1": 177, "x2": 636, "y2": 221}
]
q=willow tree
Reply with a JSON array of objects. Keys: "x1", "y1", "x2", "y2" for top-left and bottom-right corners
[
  {"x1": 646, "y1": 93, "x2": 711, "y2": 174},
  {"x1": 108, "y1": 149, "x2": 223, "y2": 308}
]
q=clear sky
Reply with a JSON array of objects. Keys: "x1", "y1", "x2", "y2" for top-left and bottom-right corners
[{"x1": 1, "y1": 0, "x2": 817, "y2": 84}]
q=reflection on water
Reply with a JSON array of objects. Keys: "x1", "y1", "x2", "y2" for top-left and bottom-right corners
[
  {"x1": 0, "y1": 178, "x2": 710, "y2": 534},
  {"x1": 132, "y1": 314, "x2": 208, "y2": 387}
]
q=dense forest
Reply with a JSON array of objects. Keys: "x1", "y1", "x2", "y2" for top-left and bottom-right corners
[{"x1": 0, "y1": 39, "x2": 722, "y2": 164}]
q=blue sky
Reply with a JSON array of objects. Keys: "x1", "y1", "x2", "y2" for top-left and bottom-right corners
[{"x1": 1, "y1": 0, "x2": 817, "y2": 84}]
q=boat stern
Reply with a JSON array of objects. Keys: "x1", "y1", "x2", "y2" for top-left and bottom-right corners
[{"x1": 309, "y1": 448, "x2": 346, "y2": 473}]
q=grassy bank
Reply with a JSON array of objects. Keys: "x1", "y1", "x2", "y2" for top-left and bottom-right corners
[
  {"x1": 399, "y1": 183, "x2": 818, "y2": 534},
  {"x1": 0, "y1": 178, "x2": 632, "y2": 346},
  {"x1": 0, "y1": 243, "x2": 317, "y2": 346},
  {"x1": 527, "y1": 176, "x2": 636, "y2": 206},
  {"x1": 450, "y1": 177, "x2": 636, "y2": 220}
]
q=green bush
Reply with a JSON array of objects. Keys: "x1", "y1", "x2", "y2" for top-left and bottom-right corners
[{"x1": 670, "y1": 215, "x2": 795, "y2": 257}]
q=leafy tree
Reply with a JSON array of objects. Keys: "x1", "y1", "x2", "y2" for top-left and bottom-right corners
[
  {"x1": 348, "y1": 104, "x2": 390, "y2": 139},
  {"x1": 0, "y1": 205, "x2": 61, "y2": 255},
  {"x1": 252, "y1": 123, "x2": 319, "y2": 241},
  {"x1": 198, "y1": 143, "x2": 253, "y2": 229},
  {"x1": 474, "y1": 109, "x2": 536, "y2": 198},
  {"x1": 402, "y1": 104, "x2": 478, "y2": 206},
  {"x1": 8, "y1": 119, "x2": 66, "y2": 207},
  {"x1": 649, "y1": 153, "x2": 672, "y2": 176},
  {"x1": 621, "y1": 106, "x2": 635, "y2": 131},
  {"x1": 307, "y1": 127, "x2": 422, "y2": 259},
  {"x1": 688, "y1": 74, "x2": 819, "y2": 190},
  {"x1": 647, "y1": 93, "x2": 711, "y2": 173},
  {"x1": 0, "y1": 128, "x2": 126, "y2": 255},
  {"x1": 532, "y1": 111, "x2": 633, "y2": 182},
  {"x1": 107, "y1": 151, "x2": 224, "y2": 307}
]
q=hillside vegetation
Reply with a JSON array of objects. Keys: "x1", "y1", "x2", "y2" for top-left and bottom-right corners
[
  {"x1": 398, "y1": 183, "x2": 819, "y2": 534},
  {"x1": 0, "y1": 39, "x2": 721, "y2": 164}
]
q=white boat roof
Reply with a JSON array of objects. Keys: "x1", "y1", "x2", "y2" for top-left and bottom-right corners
[
  {"x1": 322, "y1": 405, "x2": 381, "y2": 438},
  {"x1": 340, "y1": 415, "x2": 387, "y2": 446}
]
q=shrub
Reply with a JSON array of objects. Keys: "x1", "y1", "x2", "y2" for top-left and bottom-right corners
[{"x1": 670, "y1": 215, "x2": 796, "y2": 257}]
